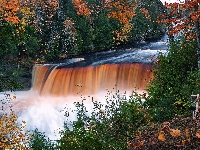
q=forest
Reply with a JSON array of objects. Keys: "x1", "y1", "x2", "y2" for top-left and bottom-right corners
[{"x1": 0, "y1": 0, "x2": 200, "y2": 149}]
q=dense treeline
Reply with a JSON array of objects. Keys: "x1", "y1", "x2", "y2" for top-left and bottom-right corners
[
  {"x1": 0, "y1": 0, "x2": 165, "y2": 62},
  {"x1": 0, "y1": 0, "x2": 165, "y2": 91}
]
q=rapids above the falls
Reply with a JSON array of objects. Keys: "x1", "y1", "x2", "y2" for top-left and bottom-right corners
[{"x1": 0, "y1": 35, "x2": 169, "y2": 140}]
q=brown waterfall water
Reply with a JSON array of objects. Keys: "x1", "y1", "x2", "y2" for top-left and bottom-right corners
[
  {"x1": 32, "y1": 63, "x2": 153, "y2": 97},
  {"x1": 0, "y1": 34, "x2": 168, "y2": 140},
  {"x1": 2, "y1": 62, "x2": 153, "y2": 139}
]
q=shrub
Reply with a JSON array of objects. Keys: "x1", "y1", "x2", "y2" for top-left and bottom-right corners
[
  {"x1": 56, "y1": 90, "x2": 149, "y2": 150},
  {"x1": 29, "y1": 129, "x2": 56, "y2": 150},
  {"x1": 146, "y1": 38, "x2": 198, "y2": 121}
]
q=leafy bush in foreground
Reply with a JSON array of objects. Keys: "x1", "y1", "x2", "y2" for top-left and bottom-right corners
[
  {"x1": 27, "y1": 89, "x2": 200, "y2": 149},
  {"x1": 56, "y1": 91, "x2": 149, "y2": 150},
  {"x1": 146, "y1": 38, "x2": 198, "y2": 122},
  {"x1": 29, "y1": 129, "x2": 56, "y2": 150},
  {"x1": 0, "y1": 94, "x2": 31, "y2": 149}
]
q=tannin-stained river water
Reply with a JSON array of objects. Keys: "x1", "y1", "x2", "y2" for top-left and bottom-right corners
[{"x1": 0, "y1": 35, "x2": 168, "y2": 140}]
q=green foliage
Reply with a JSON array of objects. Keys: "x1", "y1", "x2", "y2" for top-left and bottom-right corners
[
  {"x1": 56, "y1": 91, "x2": 149, "y2": 150},
  {"x1": 93, "y1": 12, "x2": 114, "y2": 51},
  {"x1": 146, "y1": 38, "x2": 198, "y2": 121},
  {"x1": 0, "y1": 23, "x2": 18, "y2": 59},
  {"x1": 0, "y1": 75, "x2": 23, "y2": 92},
  {"x1": 61, "y1": 0, "x2": 164, "y2": 55},
  {"x1": 29, "y1": 129, "x2": 56, "y2": 150},
  {"x1": 0, "y1": 22, "x2": 38, "y2": 91},
  {"x1": 130, "y1": 0, "x2": 165, "y2": 42}
]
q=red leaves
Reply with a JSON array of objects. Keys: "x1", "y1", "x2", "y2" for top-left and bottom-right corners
[
  {"x1": 190, "y1": 11, "x2": 200, "y2": 21},
  {"x1": 159, "y1": 0, "x2": 199, "y2": 40},
  {"x1": 162, "y1": 122, "x2": 170, "y2": 133}
]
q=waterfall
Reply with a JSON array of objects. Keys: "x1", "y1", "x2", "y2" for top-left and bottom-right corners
[
  {"x1": 1, "y1": 35, "x2": 168, "y2": 140},
  {"x1": 31, "y1": 63, "x2": 153, "y2": 97}
]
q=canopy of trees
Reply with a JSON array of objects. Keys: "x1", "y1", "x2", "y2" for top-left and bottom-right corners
[
  {"x1": 0, "y1": 0, "x2": 165, "y2": 62},
  {"x1": 159, "y1": 0, "x2": 200, "y2": 68}
]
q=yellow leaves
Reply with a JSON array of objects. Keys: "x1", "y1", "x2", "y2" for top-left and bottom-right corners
[
  {"x1": 20, "y1": 6, "x2": 35, "y2": 17},
  {"x1": 158, "y1": 131, "x2": 165, "y2": 141},
  {"x1": 170, "y1": 129, "x2": 181, "y2": 137},
  {"x1": 0, "y1": 109, "x2": 30, "y2": 149},
  {"x1": 114, "y1": 22, "x2": 133, "y2": 44},
  {"x1": 0, "y1": 93, "x2": 30, "y2": 149}
]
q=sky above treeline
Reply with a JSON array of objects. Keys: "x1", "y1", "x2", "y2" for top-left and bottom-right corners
[{"x1": 160, "y1": 0, "x2": 185, "y2": 4}]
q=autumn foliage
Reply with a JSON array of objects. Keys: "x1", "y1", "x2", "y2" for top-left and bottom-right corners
[
  {"x1": 72, "y1": 0, "x2": 91, "y2": 17},
  {"x1": 158, "y1": 0, "x2": 200, "y2": 40},
  {"x1": 128, "y1": 115, "x2": 200, "y2": 149},
  {"x1": 0, "y1": 0, "x2": 35, "y2": 24},
  {"x1": 105, "y1": 0, "x2": 137, "y2": 25},
  {"x1": 0, "y1": 94, "x2": 31, "y2": 149}
]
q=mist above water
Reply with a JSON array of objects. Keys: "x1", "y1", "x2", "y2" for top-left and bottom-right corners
[{"x1": 1, "y1": 35, "x2": 169, "y2": 140}]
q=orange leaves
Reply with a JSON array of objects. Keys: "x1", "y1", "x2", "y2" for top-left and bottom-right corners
[
  {"x1": 5, "y1": 16, "x2": 19, "y2": 24},
  {"x1": 72, "y1": 0, "x2": 91, "y2": 17},
  {"x1": 159, "y1": 121, "x2": 181, "y2": 141},
  {"x1": 0, "y1": 0, "x2": 21, "y2": 24},
  {"x1": 158, "y1": 131, "x2": 165, "y2": 141},
  {"x1": 0, "y1": 0, "x2": 35, "y2": 24},
  {"x1": 106, "y1": 0, "x2": 136, "y2": 25},
  {"x1": 196, "y1": 131, "x2": 200, "y2": 138},
  {"x1": 104, "y1": 0, "x2": 136, "y2": 43},
  {"x1": 140, "y1": 8, "x2": 151, "y2": 20},
  {"x1": 170, "y1": 129, "x2": 181, "y2": 137},
  {"x1": 50, "y1": 0, "x2": 59, "y2": 8},
  {"x1": 130, "y1": 115, "x2": 200, "y2": 149},
  {"x1": 183, "y1": 0, "x2": 199, "y2": 9},
  {"x1": 72, "y1": 0, "x2": 137, "y2": 24},
  {"x1": 190, "y1": 11, "x2": 200, "y2": 22},
  {"x1": 128, "y1": 140, "x2": 145, "y2": 148},
  {"x1": 71, "y1": 0, "x2": 137, "y2": 43}
]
